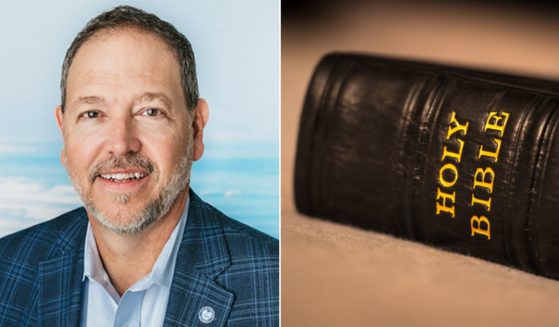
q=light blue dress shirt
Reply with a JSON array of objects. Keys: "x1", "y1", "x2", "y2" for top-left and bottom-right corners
[{"x1": 81, "y1": 198, "x2": 189, "y2": 327}]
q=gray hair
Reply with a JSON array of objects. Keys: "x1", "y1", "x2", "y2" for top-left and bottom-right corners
[{"x1": 60, "y1": 5, "x2": 199, "y2": 111}]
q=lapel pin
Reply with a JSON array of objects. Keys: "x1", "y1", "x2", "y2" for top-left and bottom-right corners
[{"x1": 198, "y1": 306, "x2": 215, "y2": 324}]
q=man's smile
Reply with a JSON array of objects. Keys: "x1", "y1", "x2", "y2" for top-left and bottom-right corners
[
  {"x1": 95, "y1": 169, "x2": 152, "y2": 192},
  {"x1": 97, "y1": 170, "x2": 148, "y2": 183}
]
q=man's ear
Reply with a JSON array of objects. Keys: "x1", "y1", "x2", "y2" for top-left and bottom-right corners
[
  {"x1": 55, "y1": 105, "x2": 64, "y2": 132},
  {"x1": 54, "y1": 106, "x2": 67, "y2": 167},
  {"x1": 192, "y1": 99, "x2": 209, "y2": 161}
]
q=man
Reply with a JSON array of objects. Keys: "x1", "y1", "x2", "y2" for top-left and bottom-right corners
[{"x1": 0, "y1": 5, "x2": 278, "y2": 327}]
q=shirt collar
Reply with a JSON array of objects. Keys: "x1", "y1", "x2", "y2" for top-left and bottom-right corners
[{"x1": 83, "y1": 196, "x2": 190, "y2": 292}]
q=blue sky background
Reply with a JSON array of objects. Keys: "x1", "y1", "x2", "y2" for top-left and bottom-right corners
[{"x1": 0, "y1": 1, "x2": 279, "y2": 237}]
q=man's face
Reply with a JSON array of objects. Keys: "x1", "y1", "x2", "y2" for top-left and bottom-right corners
[{"x1": 56, "y1": 28, "x2": 206, "y2": 234}]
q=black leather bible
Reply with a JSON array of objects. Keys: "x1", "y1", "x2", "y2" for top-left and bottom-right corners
[{"x1": 294, "y1": 53, "x2": 559, "y2": 279}]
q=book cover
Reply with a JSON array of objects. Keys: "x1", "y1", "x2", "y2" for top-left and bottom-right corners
[{"x1": 295, "y1": 53, "x2": 559, "y2": 279}]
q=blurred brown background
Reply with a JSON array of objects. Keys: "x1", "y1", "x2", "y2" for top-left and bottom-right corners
[{"x1": 282, "y1": 1, "x2": 559, "y2": 326}]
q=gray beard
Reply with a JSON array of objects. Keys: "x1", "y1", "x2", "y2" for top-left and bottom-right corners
[
  {"x1": 86, "y1": 155, "x2": 191, "y2": 234},
  {"x1": 66, "y1": 151, "x2": 192, "y2": 235}
]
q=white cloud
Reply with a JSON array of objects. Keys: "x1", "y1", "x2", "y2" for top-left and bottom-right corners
[
  {"x1": 0, "y1": 145, "x2": 35, "y2": 154},
  {"x1": 0, "y1": 177, "x2": 81, "y2": 237}
]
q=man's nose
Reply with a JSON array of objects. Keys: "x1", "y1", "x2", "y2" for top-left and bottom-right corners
[{"x1": 105, "y1": 117, "x2": 141, "y2": 156}]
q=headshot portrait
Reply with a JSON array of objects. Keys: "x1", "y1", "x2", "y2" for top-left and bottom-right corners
[{"x1": 0, "y1": 2, "x2": 278, "y2": 326}]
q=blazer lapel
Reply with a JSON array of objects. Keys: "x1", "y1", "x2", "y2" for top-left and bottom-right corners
[
  {"x1": 38, "y1": 209, "x2": 88, "y2": 327},
  {"x1": 164, "y1": 191, "x2": 234, "y2": 327}
]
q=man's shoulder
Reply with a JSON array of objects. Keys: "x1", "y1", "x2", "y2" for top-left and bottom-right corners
[
  {"x1": 191, "y1": 194, "x2": 278, "y2": 260},
  {"x1": 217, "y1": 210, "x2": 279, "y2": 260},
  {"x1": 189, "y1": 194, "x2": 279, "y2": 324},
  {"x1": 0, "y1": 207, "x2": 88, "y2": 267}
]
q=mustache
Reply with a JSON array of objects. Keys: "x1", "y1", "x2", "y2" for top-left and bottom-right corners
[{"x1": 89, "y1": 153, "x2": 155, "y2": 182}]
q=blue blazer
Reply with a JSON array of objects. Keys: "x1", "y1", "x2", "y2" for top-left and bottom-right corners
[{"x1": 0, "y1": 191, "x2": 279, "y2": 326}]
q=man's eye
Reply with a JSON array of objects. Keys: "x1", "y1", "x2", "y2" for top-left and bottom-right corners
[
  {"x1": 80, "y1": 111, "x2": 99, "y2": 119},
  {"x1": 144, "y1": 108, "x2": 161, "y2": 117}
]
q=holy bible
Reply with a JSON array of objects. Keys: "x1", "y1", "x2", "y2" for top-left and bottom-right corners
[{"x1": 294, "y1": 53, "x2": 559, "y2": 279}]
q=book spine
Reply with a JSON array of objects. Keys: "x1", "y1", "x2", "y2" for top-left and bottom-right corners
[{"x1": 295, "y1": 53, "x2": 559, "y2": 278}]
